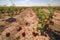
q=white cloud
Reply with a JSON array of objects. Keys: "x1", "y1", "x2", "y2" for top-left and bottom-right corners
[
  {"x1": 8, "y1": 0, "x2": 60, "y2": 6},
  {"x1": 51, "y1": 2, "x2": 60, "y2": 6},
  {"x1": 15, "y1": 0, "x2": 48, "y2": 6}
]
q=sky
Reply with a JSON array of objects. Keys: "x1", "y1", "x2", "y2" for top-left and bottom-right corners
[{"x1": 0, "y1": 0, "x2": 60, "y2": 6}]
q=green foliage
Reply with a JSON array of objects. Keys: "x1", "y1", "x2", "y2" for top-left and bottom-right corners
[
  {"x1": 31, "y1": 7, "x2": 49, "y2": 24},
  {"x1": 49, "y1": 20, "x2": 54, "y2": 25},
  {"x1": 48, "y1": 6, "x2": 55, "y2": 19},
  {"x1": 0, "y1": 6, "x2": 27, "y2": 17},
  {"x1": 0, "y1": 7, "x2": 8, "y2": 14},
  {"x1": 0, "y1": 6, "x2": 59, "y2": 32},
  {"x1": 31, "y1": 6, "x2": 56, "y2": 31},
  {"x1": 36, "y1": 24, "x2": 42, "y2": 31},
  {"x1": 8, "y1": 13, "x2": 14, "y2": 17},
  {"x1": 43, "y1": 24, "x2": 49, "y2": 29},
  {"x1": 36, "y1": 26, "x2": 42, "y2": 31}
]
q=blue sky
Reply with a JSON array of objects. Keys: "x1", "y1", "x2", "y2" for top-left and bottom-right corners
[{"x1": 0, "y1": 0, "x2": 60, "y2": 6}]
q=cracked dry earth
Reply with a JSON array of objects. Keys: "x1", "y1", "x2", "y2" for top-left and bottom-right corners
[{"x1": 0, "y1": 8, "x2": 49, "y2": 40}]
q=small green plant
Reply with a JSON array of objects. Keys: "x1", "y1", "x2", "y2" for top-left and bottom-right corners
[
  {"x1": 8, "y1": 13, "x2": 14, "y2": 17},
  {"x1": 48, "y1": 6, "x2": 55, "y2": 25},
  {"x1": 49, "y1": 20, "x2": 54, "y2": 25},
  {"x1": 36, "y1": 24, "x2": 42, "y2": 31},
  {"x1": 36, "y1": 26, "x2": 42, "y2": 31},
  {"x1": 7, "y1": 6, "x2": 15, "y2": 17}
]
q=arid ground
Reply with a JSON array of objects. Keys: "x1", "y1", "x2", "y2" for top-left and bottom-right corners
[{"x1": 0, "y1": 7, "x2": 60, "y2": 40}]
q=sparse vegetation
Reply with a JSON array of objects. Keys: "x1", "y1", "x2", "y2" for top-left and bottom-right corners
[
  {"x1": 0, "y1": 6, "x2": 58, "y2": 28},
  {"x1": 0, "y1": 6, "x2": 60, "y2": 40}
]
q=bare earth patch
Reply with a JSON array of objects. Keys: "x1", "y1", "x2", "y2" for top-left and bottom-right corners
[{"x1": 0, "y1": 8, "x2": 49, "y2": 40}]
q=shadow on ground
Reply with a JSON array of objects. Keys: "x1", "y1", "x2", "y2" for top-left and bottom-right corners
[{"x1": 46, "y1": 30, "x2": 60, "y2": 40}]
